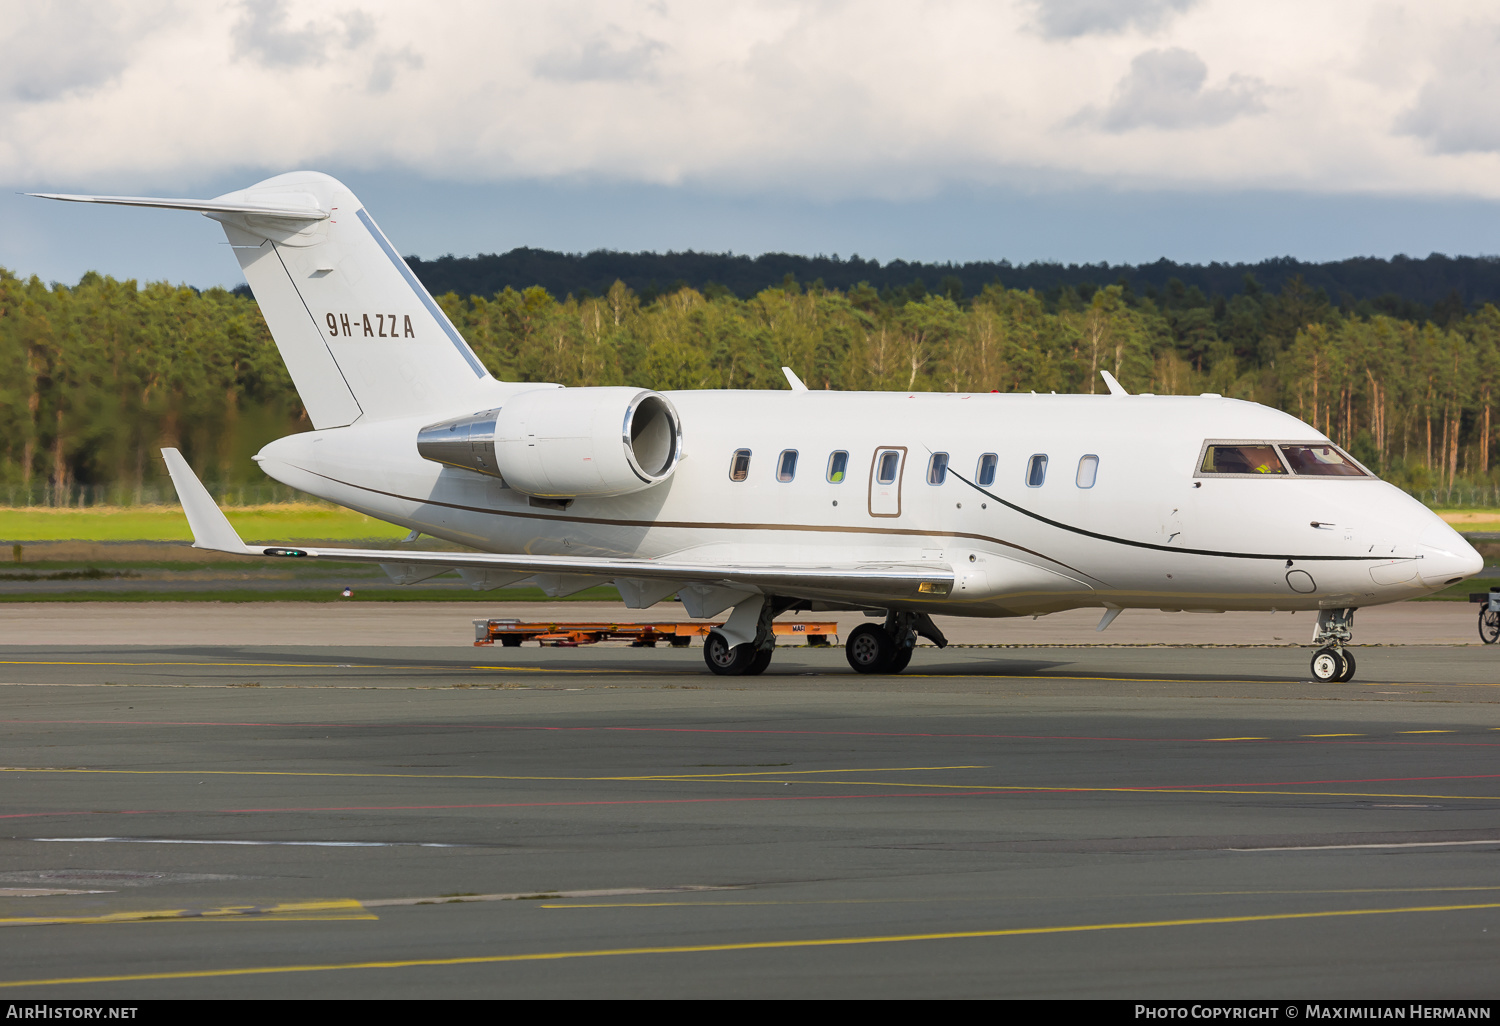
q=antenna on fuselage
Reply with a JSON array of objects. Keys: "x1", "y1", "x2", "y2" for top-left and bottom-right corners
[{"x1": 1100, "y1": 371, "x2": 1129, "y2": 396}]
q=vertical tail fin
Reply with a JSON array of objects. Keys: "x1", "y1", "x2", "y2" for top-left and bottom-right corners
[
  {"x1": 34, "y1": 172, "x2": 496, "y2": 428},
  {"x1": 211, "y1": 171, "x2": 493, "y2": 427}
]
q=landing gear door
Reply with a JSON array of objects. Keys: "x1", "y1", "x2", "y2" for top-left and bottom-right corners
[{"x1": 868, "y1": 446, "x2": 906, "y2": 518}]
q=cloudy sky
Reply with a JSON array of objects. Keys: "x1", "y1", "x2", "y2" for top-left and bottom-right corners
[{"x1": 5, "y1": 0, "x2": 1500, "y2": 287}]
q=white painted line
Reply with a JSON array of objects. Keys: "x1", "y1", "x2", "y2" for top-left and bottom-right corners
[
  {"x1": 29, "y1": 837, "x2": 466, "y2": 848},
  {"x1": 1228, "y1": 839, "x2": 1500, "y2": 852},
  {"x1": 363, "y1": 885, "x2": 737, "y2": 908}
]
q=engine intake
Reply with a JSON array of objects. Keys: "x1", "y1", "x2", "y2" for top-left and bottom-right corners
[{"x1": 416, "y1": 387, "x2": 682, "y2": 498}]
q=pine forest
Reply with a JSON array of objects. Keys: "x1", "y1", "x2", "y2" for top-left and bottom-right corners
[{"x1": 2, "y1": 266, "x2": 1497, "y2": 507}]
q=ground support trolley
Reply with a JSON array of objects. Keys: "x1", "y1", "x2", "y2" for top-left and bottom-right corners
[{"x1": 474, "y1": 618, "x2": 839, "y2": 649}]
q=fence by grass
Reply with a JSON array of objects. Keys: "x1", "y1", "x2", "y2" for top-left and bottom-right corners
[{"x1": 0, "y1": 482, "x2": 320, "y2": 508}]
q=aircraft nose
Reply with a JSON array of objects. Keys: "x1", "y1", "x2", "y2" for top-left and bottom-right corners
[{"x1": 1417, "y1": 520, "x2": 1484, "y2": 589}]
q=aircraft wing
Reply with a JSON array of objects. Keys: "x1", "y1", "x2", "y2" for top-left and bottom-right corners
[{"x1": 160, "y1": 449, "x2": 953, "y2": 603}]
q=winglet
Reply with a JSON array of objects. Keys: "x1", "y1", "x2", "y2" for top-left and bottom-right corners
[
  {"x1": 782, "y1": 367, "x2": 809, "y2": 391},
  {"x1": 1100, "y1": 370, "x2": 1128, "y2": 396},
  {"x1": 160, "y1": 448, "x2": 254, "y2": 554}
]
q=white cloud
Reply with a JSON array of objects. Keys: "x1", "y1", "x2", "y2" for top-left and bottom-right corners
[
  {"x1": 1027, "y1": 0, "x2": 1201, "y2": 39},
  {"x1": 535, "y1": 32, "x2": 665, "y2": 83},
  {"x1": 1394, "y1": 21, "x2": 1500, "y2": 155},
  {"x1": 2, "y1": 0, "x2": 1500, "y2": 200},
  {"x1": 1082, "y1": 47, "x2": 1265, "y2": 131},
  {"x1": 0, "y1": 1, "x2": 153, "y2": 102}
]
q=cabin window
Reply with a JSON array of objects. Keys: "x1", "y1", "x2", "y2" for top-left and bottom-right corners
[
  {"x1": 1278, "y1": 443, "x2": 1367, "y2": 477},
  {"x1": 1200, "y1": 444, "x2": 1286, "y2": 476},
  {"x1": 1076, "y1": 454, "x2": 1099, "y2": 489},
  {"x1": 976, "y1": 453, "x2": 997, "y2": 487},
  {"x1": 777, "y1": 449, "x2": 799, "y2": 482},
  {"x1": 827, "y1": 450, "x2": 849, "y2": 483},
  {"x1": 876, "y1": 450, "x2": 901, "y2": 485},
  {"x1": 729, "y1": 448, "x2": 752, "y2": 482},
  {"x1": 1025, "y1": 454, "x2": 1048, "y2": 487},
  {"x1": 927, "y1": 452, "x2": 949, "y2": 485}
]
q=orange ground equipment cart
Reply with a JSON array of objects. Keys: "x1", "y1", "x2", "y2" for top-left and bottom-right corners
[{"x1": 474, "y1": 618, "x2": 838, "y2": 649}]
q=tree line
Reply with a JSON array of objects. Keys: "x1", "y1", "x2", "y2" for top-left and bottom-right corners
[
  {"x1": 399, "y1": 249, "x2": 1500, "y2": 322},
  {"x1": 4, "y1": 265, "x2": 1498, "y2": 506}
]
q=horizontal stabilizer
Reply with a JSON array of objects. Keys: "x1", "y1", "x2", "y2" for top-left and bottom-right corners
[{"x1": 28, "y1": 193, "x2": 328, "y2": 220}]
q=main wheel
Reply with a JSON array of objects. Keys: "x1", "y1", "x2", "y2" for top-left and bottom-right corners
[
  {"x1": 1480, "y1": 608, "x2": 1500, "y2": 645},
  {"x1": 745, "y1": 646, "x2": 774, "y2": 675},
  {"x1": 845, "y1": 623, "x2": 896, "y2": 674},
  {"x1": 1310, "y1": 647, "x2": 1345, "y2": 682},
  {"x1": 1335, "y1": 648, "x2": 1357, "y2": 682},
  {"x1": 703, "y1": 629, "x2": 756, "y2": 676},
  {"x1": 888, "y1": 644, "x2": 914, "y2": 673}
]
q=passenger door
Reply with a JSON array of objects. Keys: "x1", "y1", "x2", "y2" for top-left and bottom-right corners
[{"x1": 868, "y1": 446, "x2": 906, "y2": 518}]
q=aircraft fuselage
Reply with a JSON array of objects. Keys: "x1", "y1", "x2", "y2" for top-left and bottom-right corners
[{"x1": 254, "y1": 386, "x2": 1479, "y2": 618}]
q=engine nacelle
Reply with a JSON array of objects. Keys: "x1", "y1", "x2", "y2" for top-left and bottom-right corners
[{"x1": 416, "y1": 387, "x2": 682, "y2": 498}]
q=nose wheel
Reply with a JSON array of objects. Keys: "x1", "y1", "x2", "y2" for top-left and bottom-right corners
[{"x1": 1310, "y1": 646, "x2": 1356, "y2": 683}]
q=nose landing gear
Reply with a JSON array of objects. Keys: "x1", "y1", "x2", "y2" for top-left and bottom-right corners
[
  {"x1": 1310, "y1": 646, "x2": 1356, "y2": 682},
  {"x1": 1309, "y1": 607, "x2": 1358, "y2": 682}
]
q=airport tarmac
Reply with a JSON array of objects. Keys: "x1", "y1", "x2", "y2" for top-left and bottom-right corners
[
  {"x1": 2, "y1": 597, "x2": 1491, "y2": 646},
  {"x1": 1, "y1": 604, "x2": 1498, "y2": 998}
]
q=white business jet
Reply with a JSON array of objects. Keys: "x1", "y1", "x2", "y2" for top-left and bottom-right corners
[{"x1": 35, "y1": 172, "x2": 1484, "y2": 682}]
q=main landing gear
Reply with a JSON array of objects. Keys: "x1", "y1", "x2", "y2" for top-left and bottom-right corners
[
  {"x1": 703, "y1": 630, "x2": 774, "y2": 676},
  {"x1": 703, "y1": 597, "x2": 795, "y2": 677},
  {"x1": 845, "y1": 611, "x2": 948, "y2": 674},
  {"x1": 1309, "y1": 607, "x2": 1358, "y2": 683}
]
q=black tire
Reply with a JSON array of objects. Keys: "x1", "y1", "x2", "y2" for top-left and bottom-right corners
[
  {"x1": 669, "y1": 635, "x2": 692, "y2": 648},
  {"x1": 499, "y1": 635, "x2": 523, "y2": 648},
  {"x1": 1310, "y1": 647, "x2": 1344, "y2": 683},
  {"x1": 1480, "y1": 609, "x2": 1500, "y2": 645},
  {"x1": 1335, "y1": 649, "x2": 1357, "y2": 682},
  {"x1": 888, "y1": 645, "x2": 914, "y2": 673},
  {"x1": 745, "y1": 646, "x2": 774, "y2": 676},
  {"x1": 846, "y1": 623, "x2": 896, "y2": 674},
  {"x1": 704, "y1": 629, "x2": 756, "y2": 676}
]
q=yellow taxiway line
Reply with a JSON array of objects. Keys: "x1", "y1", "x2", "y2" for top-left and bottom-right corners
[{"x1": 3, "y1": 901, "x2": 1497, "y2": 988}]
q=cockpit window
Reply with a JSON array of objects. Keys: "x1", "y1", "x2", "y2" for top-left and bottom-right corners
[
  {"x1": 1200, "y1": 444, "x2": 1286, "y2": 476},
  {"x1": 1279, "y1": 444, "x2": 1368, "y2": 477}
]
